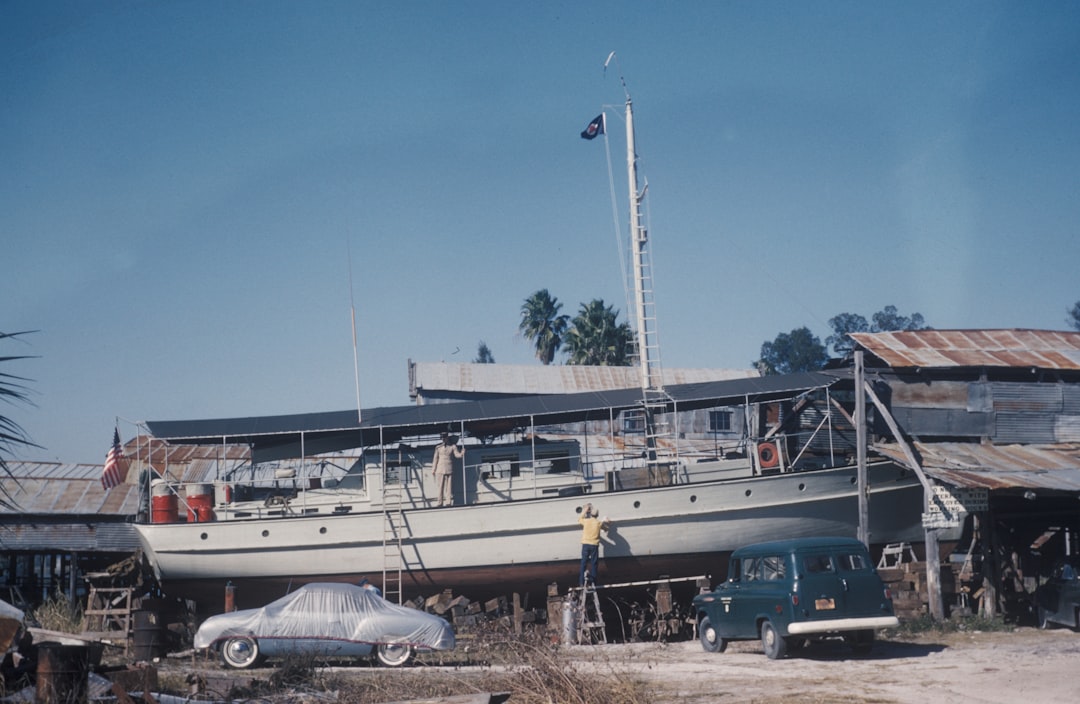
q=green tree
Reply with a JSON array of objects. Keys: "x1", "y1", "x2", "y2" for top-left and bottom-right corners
[
  {"x1": 755, "y1": 327, "x2": 829, "y2": 375},
  {"x1": 871, "y1": 305, "x2": 927, "y2": 334},
  {"x1": 473, "y1": 341, "x2": 495, "y2": 364},
  {"x1": 564, "y1": 299, "x2": 634, "y2": 366},
  {"x1": 519, "y1": 289, "x2": 569, "y2": 365},
  {"x1": 824, "y1": 313, "x2": 870, "y2": 357},
  {"x1": 826, "y1": 305, "x2": 929, "y2": 357},
  {"x1": 1067, "y1": 301, "x2": 1080, "y2": 331}
]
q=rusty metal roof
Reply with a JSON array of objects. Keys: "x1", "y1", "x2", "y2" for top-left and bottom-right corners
[
  {"x1": 849, "y1": 329, "x2": 1080, "y2": 370},
  {"x1": 873, "y1": 441, "x2": 1080, "y2": 491},
  {"x1": 0, "y1": 468, "x2": 140, "y2": 516},
  {"x1": 411, "y1": 362, "x2": 759, "y2": 397}
]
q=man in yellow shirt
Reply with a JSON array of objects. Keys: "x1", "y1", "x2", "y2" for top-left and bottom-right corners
[{"x1": 578, "y1": 503, "x2": 610, "y2": 586}]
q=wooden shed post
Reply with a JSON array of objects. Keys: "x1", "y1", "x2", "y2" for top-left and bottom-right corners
[
  {"x1": 863, "y1": 381, "x2": 945, "y2": 621},
  {"x1": 855, "y1": 352, "x2": 869, "y2": 547}
]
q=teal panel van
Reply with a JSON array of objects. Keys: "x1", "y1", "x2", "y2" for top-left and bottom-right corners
[{"x1": 692, "y1": 536, "x2": 898, "y2": 659}]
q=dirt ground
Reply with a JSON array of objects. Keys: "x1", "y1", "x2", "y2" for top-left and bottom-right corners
[
  {"x1": 571, "y1": 627, "x2": 1080, "y2": 703},
  {"x1": 159, "y1": 626, "x2": 1079, "y2": 703}
]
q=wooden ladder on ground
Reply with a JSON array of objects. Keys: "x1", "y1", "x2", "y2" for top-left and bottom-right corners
[
  {"x1": 575, "y1": 584, "x2": 607, "y2": 644},
  {"x1": 82, "y1": 584, "x2": 133, "y2": 652},
  {"x1": 381, "y1": 481, "x2": 405, "y2": 605}
]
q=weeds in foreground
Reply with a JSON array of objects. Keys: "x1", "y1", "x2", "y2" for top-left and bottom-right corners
[
  {"x1": 30, "y1": 590, "x2": 83, "y2": 633},
  {"x1": 888, "y1": 613, "x2": 1012, "y2": 637},
  {"x1": 335, "y1": 633, "x2": 653, "y2": 704},
  {"x1": 176, "y1": 622, "x2": 656, "y2": 704}
]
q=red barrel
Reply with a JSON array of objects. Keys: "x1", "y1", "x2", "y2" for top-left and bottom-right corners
[
  {"x1": 186, "y1": 483, "x2": 214, "y2": 523},
  {"x1": 150, "y1": 483, "x2": 178, "y2": 524}
]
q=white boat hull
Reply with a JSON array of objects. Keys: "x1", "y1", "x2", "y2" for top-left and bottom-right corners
[{"x1": 135, "y1": 461, "x2": 944, "y2": 610}]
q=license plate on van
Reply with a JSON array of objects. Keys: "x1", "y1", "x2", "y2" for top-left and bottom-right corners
[{"x1": 815, "y1": 598, "x2": 836, "y2": 610}]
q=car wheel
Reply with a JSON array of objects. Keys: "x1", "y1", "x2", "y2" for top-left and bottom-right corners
[
  {"x1": 698, "y1": 615, "x2": 727, "y2": 653},
  {"x1": 846, "y1": 629, "x2": 875, "y2": 655},
  {"x1": 760, "y1": 620, "x2": 787, "y2": 660},
  {"x1": 376, "y1": 642, "x2": 414, "y2": 667},
  {"x1": 221, "y1": 636, "x2": 264, "y2": 669}
]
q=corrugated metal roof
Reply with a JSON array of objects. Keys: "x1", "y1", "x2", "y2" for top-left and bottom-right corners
[
  {"x1": 873, "y1": 441, "x2": 1080, "y2": 491},
  {"x1": 412, "y1": 362, "x2": 759, "y2": 396},
  {"x1": 850, "y1": 329, "x2": 1080, "y2": 370},
  {"x1": 0, "y1": 474, "x2": 140, "y2": 516},
  {"x1": 2, "y1": 461, "x2": 107, "y2": 482},
  {"x1": 0, "y1": 523, "x2": 139, "y2": 552}
]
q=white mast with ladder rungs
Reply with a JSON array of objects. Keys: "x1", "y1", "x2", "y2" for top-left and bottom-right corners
[{"x1": 606, "y1": 53, "x2": 672, "y2": 469}]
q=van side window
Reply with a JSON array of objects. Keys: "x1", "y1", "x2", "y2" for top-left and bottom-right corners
[
  {"x1": 762, "y1": 555, "x2": 786, "y2": 581},
  {"x1": 742, "y1": 557, "x2": 759, "y2": 581},
  {"x1": 838, "y1": 552, "x2": 870, "y2": 571},
  {"x1": 803, "y1": 553, "x2": 834, "y2": 574}
]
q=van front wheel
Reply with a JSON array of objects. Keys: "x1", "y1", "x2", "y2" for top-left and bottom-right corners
[{"x1": 698, "y1": 615, "x2": 727, "y2": 653}]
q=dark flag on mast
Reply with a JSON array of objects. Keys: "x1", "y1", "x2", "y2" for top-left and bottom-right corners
[{"x1": 580, "y1": 114, "x2": 604, "y2": 140}]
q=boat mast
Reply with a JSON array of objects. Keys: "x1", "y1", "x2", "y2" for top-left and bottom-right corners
[
  {"x1": 607, "y1": 55, "x2": 667, "y2": 467},
  {"x1": 622, "y1": 92, "x2": 661, "y2": 396}
]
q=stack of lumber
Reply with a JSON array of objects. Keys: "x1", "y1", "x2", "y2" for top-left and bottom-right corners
[
  {"x1": 877, "y1": 562, "x2": 958, "y2": 620},
  {"x1": 405, "y1": 589, "x2": 548, "y2": 632}
]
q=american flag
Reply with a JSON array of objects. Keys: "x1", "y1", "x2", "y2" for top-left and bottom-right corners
[{"x1": 101, "y1": 428, "x2": 128, "y2": 490}]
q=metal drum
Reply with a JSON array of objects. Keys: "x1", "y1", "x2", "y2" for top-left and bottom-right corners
[
  {"x1": 185, "y1": 483, "x2": 214, "y2": 523},
  {"x1": 132, "y1": 609, "x2": 165, "y2": 661},
  {"x1": 150, "y1": 481, "x2": 178, "y2": 524}
]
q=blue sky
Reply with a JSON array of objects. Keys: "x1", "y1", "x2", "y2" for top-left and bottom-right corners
[{"x1": 4, "y1": 1, "x2": 1079, "y2": 463}]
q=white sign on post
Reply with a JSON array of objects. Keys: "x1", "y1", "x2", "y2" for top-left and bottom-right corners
[{"x1": 922, "y1": 486, "x2": 988, "y2": 529}]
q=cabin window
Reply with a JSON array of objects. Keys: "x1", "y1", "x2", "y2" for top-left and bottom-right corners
[
  {"x1": 384, "y1": 460, "x2": 408, "y2": 485},
  {"x1": 536, "y1": 452, "x2": 571, "y2": 474},
  {"x1": 622, "y1": 410, "x2": 646, "y2": 434},
  {"x1": 479, "y1": 455, "x2": 520, "y2": 478},
  {"x1": 709, "y1": 410, "x2": 732, "y2": 432}
]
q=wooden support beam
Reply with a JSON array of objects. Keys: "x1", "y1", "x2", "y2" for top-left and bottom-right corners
[{"x1": 862, "y1": 378, "x2": 944, "y2": 621}]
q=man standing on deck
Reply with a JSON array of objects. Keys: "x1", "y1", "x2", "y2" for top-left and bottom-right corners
[
  {"x1": 432, "y1": 432, "x2": 464, "y2": 507},
  {"x1": 578, "y1": 503, "x2": 611, "y2": 586}
]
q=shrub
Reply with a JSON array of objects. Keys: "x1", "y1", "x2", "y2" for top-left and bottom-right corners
[{"x1": 31, "y1": 591, "x2": 83, "y2": 633}]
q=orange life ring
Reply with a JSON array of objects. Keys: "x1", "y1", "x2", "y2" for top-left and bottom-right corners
[{"x1": 757, "y1": 442, "x2": 780, "y2": 469}]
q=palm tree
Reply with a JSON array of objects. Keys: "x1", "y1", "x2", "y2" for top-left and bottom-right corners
[
  {"x1": 564, "y1": 299, "x2": 634, "y2": 366},
  {"x1": 1, "y1": 331, "x2": 39, "y2": 508},
  {"x1": 519, "y1": 290, "x2": 569, "y2": 365}
]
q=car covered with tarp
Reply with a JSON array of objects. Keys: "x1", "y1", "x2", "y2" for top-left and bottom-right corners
[{"x1": 193, "y1": 582, "x2": 455, "y2": 668}]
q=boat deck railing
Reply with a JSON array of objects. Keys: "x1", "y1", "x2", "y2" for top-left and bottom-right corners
[{"x1": 140, "y1": 429, "x2": 860, "y2": 524}]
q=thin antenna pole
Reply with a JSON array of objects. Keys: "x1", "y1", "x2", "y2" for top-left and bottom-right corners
[{"x1": 347, "y1": 240, "x2": 362, "y2": 424}]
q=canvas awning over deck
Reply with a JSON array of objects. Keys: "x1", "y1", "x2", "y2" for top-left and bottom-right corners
[{"x1": 145, "y1": 371, "x2": 840, "y2": 463}]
